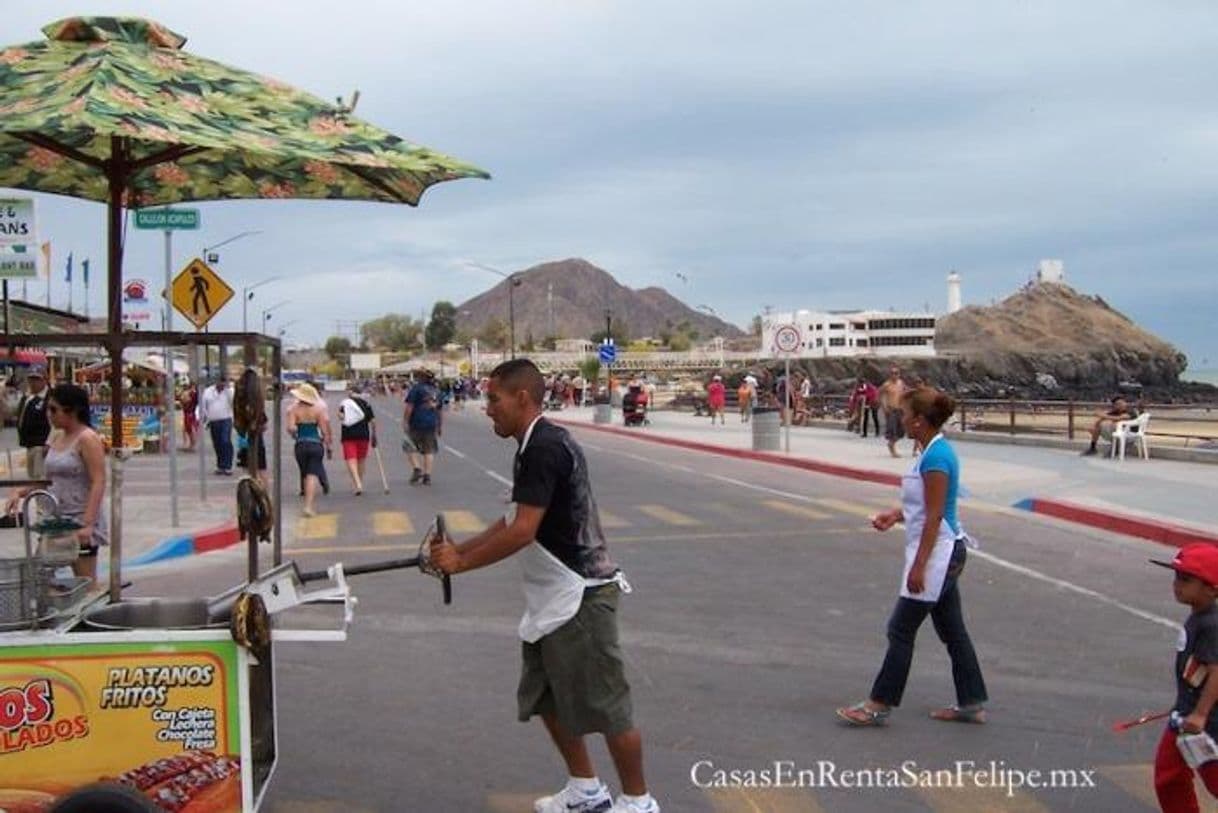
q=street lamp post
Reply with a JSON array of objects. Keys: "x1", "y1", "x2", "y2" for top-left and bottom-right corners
[
  {"x1": 466, "y1": 261, "x2": 522, "y2": 359},
  {"x1": 242, "y1": 275, "x2": 282, "y2": 333},
  {"x1": 261, "y1": 300, "x2": 290, "y2": 334}
]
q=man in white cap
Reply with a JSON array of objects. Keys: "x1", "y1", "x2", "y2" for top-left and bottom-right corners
[{"x1": 16, "y1": 366, "x2": 51, "y2": 479}]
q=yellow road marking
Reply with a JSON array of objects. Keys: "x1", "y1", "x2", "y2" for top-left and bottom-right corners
[
  {"x1": 1097, "y1": 764, "x2": 1160, "y2": 810},
  {"x1": 443, "y1": 509, "x2": 485, "y2": 533},
  {"x1": 599, "y1": 509, "x2": 629, "y2": 528},
  {"x1": 706, "y1": 787, "x2": 826, "y2": 812},
  {"x1": 637, "y1": 504, "x2": 701, "y2": 526},
  {"x1": 287, "y1": 544, "x2": 412, "y2": 555},
  {"x1": 915, "y1": 783, "x2": 1052, "y2": 812},
  {"x1": 813, "y1": 498, "x2": 878, "y2": 519},
  {"x1": 372, "y1": 510, "x2": 414, "y2": 536},
  {"x1": 763, "y1": 499, "x2": 832, "y2": 521},
  {"x1": 295, "y1": 513, "x2": 338, "y2": 540}
]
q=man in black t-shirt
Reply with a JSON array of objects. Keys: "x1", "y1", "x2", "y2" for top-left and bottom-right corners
[
  {"x1": 1150, "y1": 544, "x2": 1218, "y2": 808},
  {"x1": 1081, "y1": 395, "x2": 1138, "y2": 456},
  {"x1": 430, "y1": 359, "x2": 658, "y2": 813}
]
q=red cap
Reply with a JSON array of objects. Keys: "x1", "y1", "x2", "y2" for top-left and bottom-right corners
[{"x1": 1151, "y1": 544, "x2": 1218, "y2": 588}]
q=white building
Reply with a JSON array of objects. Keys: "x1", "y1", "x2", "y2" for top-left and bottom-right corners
[
  {"x1": 946, "y1": 271, "x2": 962, "y2": 313},
  {"x1": 1036, "y1": 259, "x2": 1065, "y2": 284},
  {"x1": 761, "y1": 309, "x2": 937, "y2": 359}
]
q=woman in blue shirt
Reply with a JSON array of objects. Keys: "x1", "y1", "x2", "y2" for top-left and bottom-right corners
[{"x1": 837, "y1": 386, "x2": 988, "y2": 726}]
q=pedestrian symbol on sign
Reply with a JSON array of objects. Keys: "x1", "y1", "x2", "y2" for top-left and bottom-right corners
[{"x1": 170, "y1": 258, "x2": 234, "y2": 329}]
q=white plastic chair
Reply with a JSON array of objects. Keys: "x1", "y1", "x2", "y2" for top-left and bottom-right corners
[{"x1": 1111, "y1": 413, "x2": 1150, "y2": 460}]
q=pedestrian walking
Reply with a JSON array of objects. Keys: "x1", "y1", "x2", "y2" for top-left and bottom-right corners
[
  {"x1": 837, "y1": 386, "x2": 988, "y2": 727},
  {"x1": 338, "y1": 383, "x2": 376, "y2": 496},
  {"x1": 706, "y1": 375, "x2": 726, "y2": 425},
  {"x1": 15, "y1": 365, "x2": 51, "y2": 479},
  {"x1": 1149, "y1": 544, "x2": 1218, "y2": 811},
  {"x1": 180, "y1": 381, "x2": 199, "y2": 451},
  {"x1": 852, "y1": 377, "x2": 880, "y2": 438},
  {"x1": 200, "y1": 375, "x2": 234, "y2": 475},
  {"x1": 878, "y1": 366, "x2": 907, "y2": 458},
  {"x1": 403, "y1": 369, "x2": 442, "y2": 485},
  {"x1": 737, "y1": 379, "x2": 753, "y2": 423},
  {"x1": 429, "y1": 359, "x2": 659, "y2": 813},
  {"x1": 286, "y1": 383, "x2": 331, "y2": 517},
  {"x1": 7, "y1": 384, "x2": 107, "y2": 584}
]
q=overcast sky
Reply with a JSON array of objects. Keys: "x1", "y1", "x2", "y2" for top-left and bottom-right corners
[{"x1": 7, "y1": 1, "x2": 1218, "y2": 369}]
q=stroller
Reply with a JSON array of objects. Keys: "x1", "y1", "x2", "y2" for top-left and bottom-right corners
[{"x1": 623, "y1": 383, "x2": 648, "y2": 426}]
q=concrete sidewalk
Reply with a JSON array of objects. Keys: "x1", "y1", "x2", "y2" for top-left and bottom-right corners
[{"x1": 552, "y1": 405, "x2": 1218, "y2": 546}]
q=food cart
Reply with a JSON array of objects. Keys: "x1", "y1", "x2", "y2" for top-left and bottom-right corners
[{"x1": 0, "y1": 14, "x2": 483, "y2": 810}]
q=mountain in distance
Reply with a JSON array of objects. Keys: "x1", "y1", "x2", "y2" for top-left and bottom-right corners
[{"x1": 454, "y1": 258, "x2": 745, "y2": 342}]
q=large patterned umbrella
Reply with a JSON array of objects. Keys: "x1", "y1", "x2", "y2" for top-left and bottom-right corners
[{"x1": 0, "y1": 16, "x2": 488, "y2": 596}]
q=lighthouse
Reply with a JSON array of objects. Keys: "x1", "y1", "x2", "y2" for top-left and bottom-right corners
[{"x1": 946, "y1": 270, "x2": 962, "y2": 314}]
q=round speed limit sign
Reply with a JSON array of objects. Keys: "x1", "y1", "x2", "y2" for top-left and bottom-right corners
[{"x1": 773, "y1": 323, "x2": 802, "y2": 355}]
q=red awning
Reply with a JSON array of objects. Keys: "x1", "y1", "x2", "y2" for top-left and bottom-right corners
[{"x1": 5, "y1": 349, "x2": 47, "y2": 366}]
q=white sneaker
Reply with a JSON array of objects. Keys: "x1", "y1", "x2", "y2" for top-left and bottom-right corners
[
  {"x1": 609, "y1": 796, "x2": 660, "y2": 813},
  {"x1": 534, "y1": 781, "x2": 613, "y2": 813}
]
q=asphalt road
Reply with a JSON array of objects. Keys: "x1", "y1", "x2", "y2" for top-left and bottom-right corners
[{"x1": 127, "y1": 395, "x2": 1190, "y2": 812}]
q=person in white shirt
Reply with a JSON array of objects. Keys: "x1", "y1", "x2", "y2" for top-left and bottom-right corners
[{"x1": 199, "y1": 376, "x2": 235, "y2": 475}]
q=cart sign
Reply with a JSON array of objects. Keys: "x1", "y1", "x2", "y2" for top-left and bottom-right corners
[
  {"x1": 0, "y1": 639, "x2": 242, "y2": 811},
  {"x1": 171, "y1": 258, "x2": 234, "y2": 329},
  {"x1": 122, "y1": 278, "x2": 154, "y2": 326},
  {"x1": 773, "y1": 323, "x2": 802, "y2": 356}
]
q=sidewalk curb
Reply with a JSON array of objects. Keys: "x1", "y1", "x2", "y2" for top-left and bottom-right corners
[
  {"x1": 553, "y1": 417, "x2": 1218, "y2": 549},
  {"x1": 125, "y1": 522, "x2": 241, "y2": 567},
  {"x1": 551, "y1": 418, "x2": 901, "y2": 486},
  {"x1": 1013, "y1": 498, "x2": 1218, "y2": 548}
]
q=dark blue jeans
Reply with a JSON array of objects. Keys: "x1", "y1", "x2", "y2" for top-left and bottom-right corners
[
  {"x1": 209, "y1": 418, "x2": 234, "y2": 472},
  {"x1": 869, "y1": 540, "x2": 988, "y2": 708}
]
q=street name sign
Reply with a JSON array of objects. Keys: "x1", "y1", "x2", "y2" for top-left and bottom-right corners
[
  {"x1": 135, "y1": 208, "x2": 200, "y2": 230},
  {"x1": 170, "y1": 257, "x2": 233, "y2": 329}
]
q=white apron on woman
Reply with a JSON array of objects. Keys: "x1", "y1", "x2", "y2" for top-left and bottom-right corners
[{"x1": 899, "y1": 434, "x2": 956, "y2": 602}]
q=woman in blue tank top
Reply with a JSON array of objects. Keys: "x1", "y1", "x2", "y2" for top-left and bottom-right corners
[{"x1": 287, "y1": 383, "x2": 331, "y2": 517}]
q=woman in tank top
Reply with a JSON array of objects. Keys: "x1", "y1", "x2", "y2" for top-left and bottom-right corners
[
  {"x1": 287, "y1": 383, "x2": 331, "y2": 517},
  {"x1": 6, "y1": 383, "x2": 107, "y2": 583}
]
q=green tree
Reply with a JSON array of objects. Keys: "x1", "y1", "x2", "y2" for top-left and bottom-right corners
[
  {"x1": 668, "y1": 333, "x2": 692, "y2": 352},
  {"x1": 324, "y1": 336, "x2": 353, "y2": 360},
  {"x1": 521, "y1": 331, "x2": 536, "y2": 352},
  {"x1": 361, "y1": 314, "x2": 424, "y2": 351},
  {"x1": 425, "y1": 301, "x2": 458, "y2": 349},
  {"x1": 751, "y1": 315, "x2": 763, "y2": 336},
  {"x1": 590, "y1": 320, "x2": 630, "y2": 345}
]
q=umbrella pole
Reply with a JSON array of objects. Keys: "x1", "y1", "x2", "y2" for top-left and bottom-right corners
[{"x1": 106, "y1": 135, "x2": 128, "y2": 603}]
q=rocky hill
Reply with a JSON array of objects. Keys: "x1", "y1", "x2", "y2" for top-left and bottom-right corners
[{"x1": 455, "y1": 258, "x2": 744, "y2": 342}]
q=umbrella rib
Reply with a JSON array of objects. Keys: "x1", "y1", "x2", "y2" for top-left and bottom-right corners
[
  {"x1": 129, "y1": 144, "x2": 210, "y2": 173},
  {"x1": 341, "y1": 164, "x2": 418, "y2": 205},
  {"x1": 12, "y1": 132, "x2": 105, "y2": 170}
]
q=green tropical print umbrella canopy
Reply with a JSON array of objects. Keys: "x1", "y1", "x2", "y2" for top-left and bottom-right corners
[{"x1": 0, "y1": 16, "x2": 489, "y2": 206}]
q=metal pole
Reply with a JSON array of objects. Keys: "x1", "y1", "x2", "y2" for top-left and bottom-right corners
[
  {"x1": 508, "y1": 277, "x2": 516, "y2": 359},
  {"x1": 165, "y1": 228, "x2": 179, "y2": 526},
  {"x1": 242, "y1": 288, "x2": 248, "y2": 333},
  {"x1": 272, "y1": 343, "x2": 283, "y2": 567},
  {"x1": 193, "y1": 341, "x2": 207, "y2": 502},
  {"x1": 784, "y1": 357, "x2": 791, "y2": 453}
]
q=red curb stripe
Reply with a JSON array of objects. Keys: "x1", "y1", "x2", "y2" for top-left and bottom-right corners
[
  {"x1": 1024, "y1": 498, "x2": 1218, "y2": 548},
  {"x1": 551, "y1": 418, "x2": 901, "y2": 487},
  {"x1": 193, "y1": 523, "x2": 241, "y2": 553}
]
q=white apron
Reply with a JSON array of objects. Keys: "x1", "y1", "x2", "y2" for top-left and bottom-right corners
[{"x1": 899, "y1": 434, "x2": 958, "y2": 602}]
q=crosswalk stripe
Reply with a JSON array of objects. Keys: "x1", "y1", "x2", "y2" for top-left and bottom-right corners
[
  {"x1": 372, "y1": 511, "x2": 414, "y2": 536},
  {"x1": 915, "y1": 784, "x2": 1052, "y2": 812},
  {"x1": 444, "y1": 509, "x2": 486, "y2": 533},
  {"x1": 812, "y1": 498, "x2": 878, "y2": 519},
  {"x1": 295, "y1": 514, "x2": 338, "y2": 540},
  {"x1": 1097, "y1": 764, "x2": 1159, "y2": 810},
  {"x1": 598, "y1": 509, "x2": 630, "y2": 528},
  {"x1": 763, "y1": 499, "x2": 832, "y2": 521},
  {"x1": 706, "y1": 787, "x2": 826, "y2": 812},
  {"x1": 637, "y1": 504, "x2": 701, "y2": 526}
]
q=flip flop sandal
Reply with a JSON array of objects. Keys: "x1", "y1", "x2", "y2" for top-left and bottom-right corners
[
  {"x1": 930, "y1": 705, "x2": 987, "y2": 724},
  {"x1": 836, "y1": 702, "x2": 890, "y2": 727}
]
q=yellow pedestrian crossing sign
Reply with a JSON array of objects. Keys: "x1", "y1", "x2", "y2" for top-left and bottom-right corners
[{"x1": 171, "y1": 257, "x2": 233, "y2": 329}]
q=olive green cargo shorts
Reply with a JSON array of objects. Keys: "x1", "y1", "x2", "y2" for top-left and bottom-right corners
[{"x1": 518, "y1": 584, "x2": 634, "y2": 736}]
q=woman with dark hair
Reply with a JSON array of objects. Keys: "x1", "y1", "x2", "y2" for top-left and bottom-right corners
[
  {"x1": 837, "y1": 386, "x2": 988, "y2": 727},
  {"x1": 6, "y1": 383, "x2": 108, "y2": 582}
]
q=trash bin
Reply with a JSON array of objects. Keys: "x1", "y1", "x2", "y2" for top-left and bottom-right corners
[
  {"x1": 752, "y1": 407, "x2": 781, "y2": 451},
  {"x1": 594, "y1": 404, "x2": 613, "y2": 425}
]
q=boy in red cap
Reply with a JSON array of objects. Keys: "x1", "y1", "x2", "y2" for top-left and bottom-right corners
[{"x1": 1150, "y1": 543, "x2": 1218, "y2": 811}]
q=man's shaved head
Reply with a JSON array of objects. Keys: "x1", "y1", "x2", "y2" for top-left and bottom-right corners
[{"x1": 490, "y1": 358, "x2": 546, "y2": 405}]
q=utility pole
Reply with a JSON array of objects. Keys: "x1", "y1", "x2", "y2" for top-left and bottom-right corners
[{"x1": 547, "y1": 282, "x2": 554, "y2": 339}]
